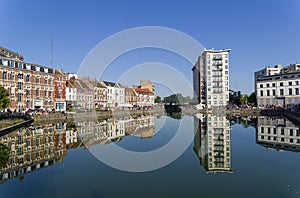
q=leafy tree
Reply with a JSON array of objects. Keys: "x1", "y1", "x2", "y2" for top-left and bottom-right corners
[
  {"x1": 248, "y1": 92, "x2": 257, "y2": 106},
  {"x1": 154, "y1": 96, "x2": 162, "y2": 103},
  {"x1": 240, "y1": 94, "x2": 248, "y2": 105},
  {"x1": 163, "y1": 93, "x2": 193, "y2": 104},
  {"x1": 0, "y1": 86, "x2": 10, "y2": 109},
  {"x1": 0, "y1": 144, "x2": 10, "y2": 168}
]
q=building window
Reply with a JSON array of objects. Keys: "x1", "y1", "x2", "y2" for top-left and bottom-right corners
[
  {"x1": 17, "y1": 82, "x2": 23, "y2": 89},
  {"x1": 49, "y1": 78, "x2": 53, "y2": 85},
  {"x1": 280, "y1": 82, "x2": 283, "y2": 86},
  {"x1": 290, "y1": 129, "x2": 293, "y2": 136},
  {"x1": 260, "y1": 84, "x2": 263, "y2": 88},
  {"x1": 267, "y1": 90, "x2": 270, "y2": 96},
  {"x1": 10, "y1": 73, "x2": 14, "y2": 81},
  {"x1": 296, "y1": 81, "x2": 299, "y2": 85},
  {"x1": 36, "y1": 77, "x2": 40, "y2": 83},
  {"x1": 289, "y1": 81, "x2": 292, "y2": 86},
  {"x1": 26, "y1": 75, "x2": 30, "y2": 82},
  {"x1": 49, "y1": 91, "x2": 52, "y2": 97},
  {"x1": 272, "y1": 90, "x2": 275, "y2": 96},
  {"x1": 281, "y1": 128, "x2": 284, "y2": 135},
  {"x1": 58, "y1": 93, "x2": 62, "y2": 99},
  {"x1": 296, "y1": 88, "x2": 299, "y2": 95},
  {"x1": 18, "y1": 73, "x2": 23, "y2": 79},
  {"x1": 260, "y1": 90, "x2": 263, "y2": 96},
  {"x1": 17, "y1": 147, "x2": 23, "y2": 155},
  {"x1": 18, "y1": 93, "x2": 22, "y2": 102},
  {"x1": 280, "y1": 89, "x2": 284, "y2": 96},
  {"x1": 266, "y1": 84, "x2": 269, "y2": 87},
  {"x1": 36, "y1": 88, "x2": 40, "y2": 97},
  {"x1": 2, "y1": 72, "x2": 7, "y2": 80},
  {"x1": 26, "y1": 89, "x2": 30, "y2": 96},
  {"x1": 272, "y1": 83, "x2": 275, "y2": 87},
  {"x1": 289, "y1": 88, "x2": 292, "y2": 95}
]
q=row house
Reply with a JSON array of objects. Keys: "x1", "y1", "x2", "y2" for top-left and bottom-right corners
[
  {"x1": 74, "y1": 78, "x2": 93, "y2": 110},
  {"x1": 54, "y1": 69, "x2": 66, "y2": 112},
  {"x1": 134, "y1": 87, "x2": 155, "y2": 107},
  {"x1": 66, "y1": 76, "x2": 77, "y2": 110},
  {"x1": 125, "y1": 87, "x2": 138, "y2": 106},
  {"x1": 94, "y1": 80, "x2": 107, "y2": 109},
  {"x1": 103, "y1": 81, "x2": 124, "y2": 108}
]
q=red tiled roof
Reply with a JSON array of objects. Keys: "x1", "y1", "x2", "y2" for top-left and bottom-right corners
[{"x1": 134, "y1": 88, "x2": 153, "y2": 94}]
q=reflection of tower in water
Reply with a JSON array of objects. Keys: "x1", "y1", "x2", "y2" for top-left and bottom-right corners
[{"x1": 194, "y1": 114, "x2": 232, "y2": 173}]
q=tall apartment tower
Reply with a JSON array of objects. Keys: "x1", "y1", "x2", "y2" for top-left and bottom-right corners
[
  {"x1": 193, "y1": 114, "x2": 232, "y2": 173},
  {"x1": 192, "y1": 49, "x2": 230, "y2": 109}
]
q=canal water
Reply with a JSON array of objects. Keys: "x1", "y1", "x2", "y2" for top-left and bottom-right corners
[{"x1": 0, "y1": 114, "x2": 299, "y2": 198}]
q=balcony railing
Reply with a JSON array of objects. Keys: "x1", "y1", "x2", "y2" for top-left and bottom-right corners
[{"x1": 213, "y1": 56, "x2": 223, "y2": 60}]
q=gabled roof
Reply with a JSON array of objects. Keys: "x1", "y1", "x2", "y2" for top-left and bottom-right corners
[{"x1": 103, "y1": 81, "x2": 121, "y2": 87}]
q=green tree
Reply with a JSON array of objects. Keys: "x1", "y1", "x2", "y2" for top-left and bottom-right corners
[
  {"x1": 248, "y1": 92, "x2": 257, "y2": 106},
  {"x1": 0, "y1": 86, "x2": 10, "y2": 109},
  {"x1": 240, "y1": 94, "x2": 248, "y2": 105},
  {"x1": 0, "y1": 144, "x2": 10, "y2": 168},
  {"x1": 163, "y1": 93, "x2": 193, "y2": 104},
  {"x1": 154, "y1": 96, "x2": 162, "y2": 103}
]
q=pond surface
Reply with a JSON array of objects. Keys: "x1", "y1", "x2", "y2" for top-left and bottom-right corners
[{"x1": 0, "y1": 114, "x2": 299, "y2": 198}]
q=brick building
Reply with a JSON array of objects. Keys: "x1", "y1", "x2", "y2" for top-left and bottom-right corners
[{"x1": 0, "y1": 46, "x2": 65, "y2": 111}]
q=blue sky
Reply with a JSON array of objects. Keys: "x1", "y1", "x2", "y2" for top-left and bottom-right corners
[{"x1": 1, "y1": 0, "x2": 300, "y2": 96}]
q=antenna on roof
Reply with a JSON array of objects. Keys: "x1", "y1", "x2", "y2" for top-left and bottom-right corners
[
  {"x1": 61, "y1": 53, "x2": 64, "y2": 71},
  {"x1": 50, "y1": 38, "x2": 54, "y2": 67}
]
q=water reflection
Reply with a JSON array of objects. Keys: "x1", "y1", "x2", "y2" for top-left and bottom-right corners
[
  {"x1": 256, "y1": 116, "x2": 300, "y2": 152},
  {"x1": 0, "y1": 114, "x2": 155, "y2": 184},
  {"x1": 193, "y1": 114, "x2": 232, "y2": 173}
]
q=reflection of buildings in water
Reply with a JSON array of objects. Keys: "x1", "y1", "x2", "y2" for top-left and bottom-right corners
[
  {"x1": 0, "y1": 115, "x2": 155, "y2": 183},
  {"x1": 256, "y1": 116, "x2": 300, "y2": 152},
  {"x1": 194, "y1": 114, "x2": 232, "y2": 173},
  {"x1": 75, "y1": 114, "x2": 155, "y2": 148},
  {"x1": 0, "y1": 123, "x2": 68, "y2": 183},
  {"x1": 125, "y1": 115, "x2": 155, "y2": 139}
]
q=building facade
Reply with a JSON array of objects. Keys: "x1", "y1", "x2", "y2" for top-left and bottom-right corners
[
  {"x1": 256, "y1": 116, "x2": 300, "y2": 152},
  {"x1": 0, "y1": 123, "x2": 67, "y2": 183},
  {"x1": 193, "y1": 114, "x2": 232, "y2": 173},
  {"x1": 192, "y1": 49, "x2": 230, "y2": 109},
  {"x1": 66, "y1": 76, "x2": 77, "y2": 110},
  {"x1": 0, "y1": 52, "x2": 57, "y2": 111},
  {"x1": 125, "y1": 87, "x2": 137, "y2": 106},
  {"x1": 134, "y1": 87, "x2": 154, "y2": 107},
  {"x1": 255, "y1": 64, "x2": 300, "y2": 107},
  {"x1": 54, "y1": 70, "x2": 66, "y2": 112},
  {"x1": 104, "y1": 81, "x2": 124, "y2": 108}
]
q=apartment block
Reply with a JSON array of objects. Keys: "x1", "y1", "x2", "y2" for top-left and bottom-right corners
[
  {"x1": 193, "y1": 114, "x2": 232, "y2": 173},
  {"x1": 192, "y1": 49, "x2": 230, "y2": 109},
  {"x1": 256, "y1": 116, "x2": 300, "y2": 152},
  {"x1": 255, "y1": 63, "x2": 300, "y2": 107}
]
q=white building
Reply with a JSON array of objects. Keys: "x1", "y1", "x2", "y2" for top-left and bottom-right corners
[
  {"x1": 192, "y1": 49, "x2": 230, "y2": 109},
  {"x1": 104, "y1": 81, "x2": 124, "y2": 108},
  {"x1": 66, "y1": 76, "x2": 77, "y2": 110},
  {"x1": 256, "y1": 116, "x2": 300, "y2": 152},
  {"x1": 66, "y1": 129, "x2": 77, "y2": 145},
  {"x1": 194, "y1": 114, "x2": 232, "y2": 173},
  {"x1": 134, "y1": 87, "x2": 154, "y2": 107},
  {"x1": 255, "y1": 63, "x2": 300, "y2": 107}
]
